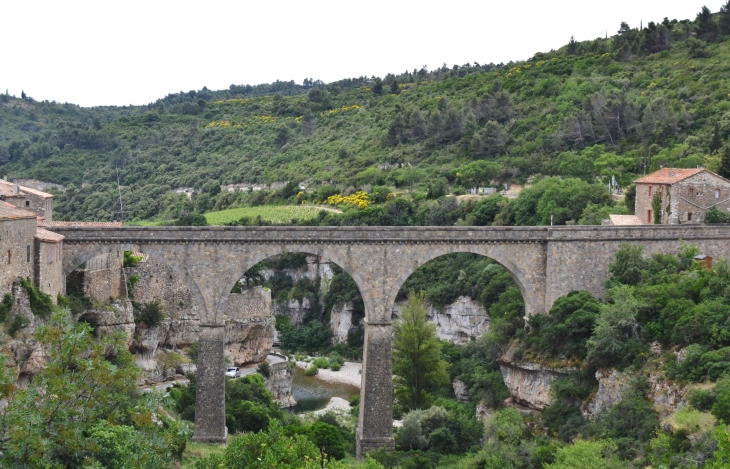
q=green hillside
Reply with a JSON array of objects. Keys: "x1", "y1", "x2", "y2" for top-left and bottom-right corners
[{"x1": 2, "y1": 6, "x2": 730, "y2": 223}]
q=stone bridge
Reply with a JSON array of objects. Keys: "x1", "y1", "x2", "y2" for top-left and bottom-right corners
[{"x1": 48, "y1": 224, "x2": 730, "y2": 456}]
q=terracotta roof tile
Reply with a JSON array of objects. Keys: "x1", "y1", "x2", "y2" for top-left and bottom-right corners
[
  {"x1": 609, "y1": 214, "x2": 643, "y2": 226},
  {"x1": 634, "y1": 168, "x2": 704, "y2": 184},
  {"x1": 35, "y1": 227, "x2": 64, "y2": 242},
  {"x1": 0, "y1": 201, "x2": 37, "y2": 220},
  {"x1": 0, "y1": 180, "x2": 53, "y2": 199},
  {"x1": 38, "y1": 220, "x2": 123, "y2": 227}
]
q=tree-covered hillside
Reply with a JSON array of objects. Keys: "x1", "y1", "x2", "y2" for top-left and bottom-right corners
[{"x1": 3, "y1": 5, "x2": 730, "y2": 222}]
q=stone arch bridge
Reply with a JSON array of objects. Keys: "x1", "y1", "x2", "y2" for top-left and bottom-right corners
[{"x1": 48, "y1": 224, "x2": 730, "y2": 456}]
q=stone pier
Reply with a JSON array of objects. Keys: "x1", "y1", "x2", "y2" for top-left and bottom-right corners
[
  {"x1": 192, "y1": 325, "x2": 227, "y2": 442},
  {"x1": 357, "y1": 322, "x2": 395, "y2": 456}
]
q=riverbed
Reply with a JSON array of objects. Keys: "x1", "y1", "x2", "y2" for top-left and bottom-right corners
[{"x1": 291, "y1": 366, "x2": 360, "y2": 413}]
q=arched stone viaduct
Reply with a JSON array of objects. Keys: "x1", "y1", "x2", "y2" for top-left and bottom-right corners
[{"x1": 48, "y1": 224, "x2": 730, "y2": 457}]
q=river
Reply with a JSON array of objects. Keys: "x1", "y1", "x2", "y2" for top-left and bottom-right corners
[{"x1": 291, "y1": 366, "x2": 359, "y2": 413}]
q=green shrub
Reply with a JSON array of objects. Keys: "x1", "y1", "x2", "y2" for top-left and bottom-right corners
[
  {"x1": 312, "y1": 357, "x2": 329, "y2": 369},
  {"x1": 8, "y1": 314, "x2": 29, "y2": 336},
  {"x1": 689, "y1": 388, "x2": 716, "y2": 411},
  {"x1": 305, "y1": 364, "x2": 319, "y2": 376},
  {"x1": 123, "y1": 251, "x2": 143, "y2": 267},
  {"x1": 0, "y1": 293, "x2": 13, "y2": 322},
  {"x1": 126, "y1": 274, "x2": 140, "y2": 297},
  {"x1": 133, "y1": 300, "x2": 165, "y2": 326},
  {"x1": 19, "y1": 277, "x2": 53, "y2": 318},
  {"x1": 257, "y1": 362, "x2": 271, "y2": 378},
  {"x1": 311, "y1": 421, "x2": 345, "y2": 460}
]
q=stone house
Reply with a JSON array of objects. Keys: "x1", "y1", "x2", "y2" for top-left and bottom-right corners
[
  {"x1": 0, "y1": 202, "x2": 64, "y2": 301},
  {"x1": 0, "y1": 179, "x2": 53, "y2": 221},
  {"x1": 633, "y1": 168, "x2": 730, "y2": 224}
]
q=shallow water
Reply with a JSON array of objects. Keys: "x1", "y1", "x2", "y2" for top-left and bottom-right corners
[{"x1": 291, "y1": 366, "x2": 360, "y2": 413}]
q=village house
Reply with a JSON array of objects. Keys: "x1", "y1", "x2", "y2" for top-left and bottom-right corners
[
  {"x1": 0, "y1": 179, "x2": 54, "y2": 221},
  {"x1": 608, "y1": 168, "x2": 730, "y2": 225},
  {"x1": 0, "y1": 202, "x2": 64, "y2": 301}
]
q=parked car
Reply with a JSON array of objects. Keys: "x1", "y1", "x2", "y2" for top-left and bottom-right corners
[{"x1": 225, "y1": 367, "x2": 240, "y2": 378}]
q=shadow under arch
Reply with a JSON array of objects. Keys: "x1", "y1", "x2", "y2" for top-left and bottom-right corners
[
  {"x1": 385, "y1": 245, "x2": 538, "y2": 318},
  {"x1": 62, "y1": 244, "x2": 207, "y2": 319},
  {"x1": 217, "y1": 246, "x2": 372, "y2": 323}
]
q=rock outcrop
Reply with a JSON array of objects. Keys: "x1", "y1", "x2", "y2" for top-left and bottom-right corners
[
  {"x1": 498, "y1": 356, "x2": 576, "y2": 410},
  {"x1": 265, "y1": 357, "x2": 296, "y2": 407},
  {"x1": 393, "y1": 296, "x2": 489, "y2": 345},
  {"x1": 75, "y1": 300, "x2": 135, "y2": 348},
  {"x1": 330, "y1": 301, "x2": 364, "y2": 345},
  {"x1": 453, "y1": 378, "x2": 470, "y2": 403},
  {"x1": 224, "y1": 287, "x2": 275, "y2": 366}
]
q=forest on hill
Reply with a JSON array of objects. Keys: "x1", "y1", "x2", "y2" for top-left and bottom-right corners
[{"x1": 1, "y1": 6, "x2": 730, "y2": 223}]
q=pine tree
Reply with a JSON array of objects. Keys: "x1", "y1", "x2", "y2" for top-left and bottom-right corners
[
  {"x1": 720, "y1": 145, "x2": 730, "y2": 180},
  {"x1": 392, "y1": 291, "x2": 449, "y2": 410}
]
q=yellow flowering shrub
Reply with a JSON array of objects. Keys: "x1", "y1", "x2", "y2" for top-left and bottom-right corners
[
  {"x1": 326, "y1": 191, "x2": 370, "y2": 209},
  {"x1": 320, "y1": 105, "x2": 361, "y2": 117}
]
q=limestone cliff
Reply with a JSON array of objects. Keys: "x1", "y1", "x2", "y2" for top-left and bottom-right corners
[
  {"x1": 497, "y1": 352, "x2": 576, "y2": 410},
  {"x1": 393, "y1": 296, "x2": 489, "y2": 345},
  {"x1": 224, "y1": 287, "x2": 275, "y2": 366},
  {"x1": 265, "y1": 357, "x2": 296, "y2": 408},
  {"x1": 330, "y1": 301, "x2": 364, "y2": 345}
]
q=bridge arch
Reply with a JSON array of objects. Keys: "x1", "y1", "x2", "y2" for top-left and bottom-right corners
[
  {"x1": 217, "y1": 245, "x2": 372, "y2": 324},
  {"x1": 385, "y1": 243, "x2": 543, "y2": 319},
  {"x1": 61, "y1": 242, "x2": 207, "y2": 321}
]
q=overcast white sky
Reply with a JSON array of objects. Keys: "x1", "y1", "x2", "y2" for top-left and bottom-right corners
[{"x1": 2, "y1": 0, "x2": 726, "y2": 107}]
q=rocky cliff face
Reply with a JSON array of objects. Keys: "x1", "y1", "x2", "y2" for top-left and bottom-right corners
[
  {"x1": 330, "y1": 301, "x2": 364, "y2": 345},
  {"x1": 224, "y1": 287, "x2": 275, "y2": 366},
  {"x1": 393, "y1": 296, "x2": 489, "y2": 345},
  {"x1": 497, "y1": 354, "x2": 576, "y2": 410},
  {"x1": 266, "y1": 358, "x2": 296, "y2": 408}
]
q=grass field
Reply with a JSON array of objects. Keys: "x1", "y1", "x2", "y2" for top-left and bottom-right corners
[{"x1": 204, "y1": 205, "x2": 339, "y2": 225}]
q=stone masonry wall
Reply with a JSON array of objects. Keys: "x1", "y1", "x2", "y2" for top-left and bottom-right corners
[
  {"x1": 34, "y1": 239, "x2": 64, "y2": 301},
  {"x1": 0, "y1": 217, "x2": 36, "y2": 295}
]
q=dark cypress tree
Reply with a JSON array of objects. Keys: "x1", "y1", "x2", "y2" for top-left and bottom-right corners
[
  {"x1": 20, "y1": 90, "x2": 26, "y2": 99},
  {"x1": 696, "y1": 6, "x2": 717, "y2": 42},
  {"x1": 710, "y1": 122, "x2": 724, "y2": 152},
  {"x1": 720, "y1": 145, "x2": 730, "y2": 180},
  {"x1": 721, "y1": 1, "x2": 730, "y2": 36}
]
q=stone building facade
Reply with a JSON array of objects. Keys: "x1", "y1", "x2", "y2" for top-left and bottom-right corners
[
  {"x1": 634, "y1": 168, "x2": 730, "y2": 224},
  {"x1": 34, "y1": 228, "x2": 64, "y2": 301},
  {"x1": 0, "y1": 179, "x2": 53, "y2": 221},
  {"x1": 0, "y1": 203, "x2": 38, "y2": 294}
]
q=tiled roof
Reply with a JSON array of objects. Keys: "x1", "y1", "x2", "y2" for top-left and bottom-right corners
[
  {"x1": 0, "y1": 179, "x2": 53, "y2": 199},
  {"x1": 609, "y1": 214, "x2": 643, "y2": 226},
  {"x1": 0, "y1": 201, "x2": 37, "y2": 220},
  {"x1": 35, "y1": 227, "x2": 64, "y2": 242},
  {"x1": 634, "y1": 168, "x2": 704, "y2": 184},
  {"x1": 38, "y1": 220, "x2": 123, "y2": 227}
]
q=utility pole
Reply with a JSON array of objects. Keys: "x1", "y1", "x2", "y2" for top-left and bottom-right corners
[{"x1": 115, "y1": 167, "x2": 128, "y2": 223}]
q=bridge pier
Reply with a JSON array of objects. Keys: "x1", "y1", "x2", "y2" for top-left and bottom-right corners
[
  {"x1": 356, "y1": 321, "x2": 395, "y2": 458},
  {"x1": 192, "y1": 324, "x2": 228, "y2": 443}
]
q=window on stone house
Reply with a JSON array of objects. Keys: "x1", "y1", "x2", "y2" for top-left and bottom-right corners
[
  {"x1": 647, "y1": 209, "x2": 652, "y2": 224},
  {"x1": 7, "y1": 250, "x2": 11, "y2": 264},
  {"x1": 48, "y1": 247, "x2": 53, "y2": 264},
  {"x1": 716, "y1": 189, "x2": 721, "y2": 199},
  {"x1": 26, "y1": 245, "x2": 30, "y2": 262},
  {"x1": 689, "y1": 188, "x2": 694, "y2": 197},
  {"x1": 648, "y1": 185, "x2": 653, "y2": 196},
  {"x1": 688, "y1": 212, "x2": 693, "y2": 221},
  {"x1": 25, "y1": 200, "x2": 29, "y2": 207}
]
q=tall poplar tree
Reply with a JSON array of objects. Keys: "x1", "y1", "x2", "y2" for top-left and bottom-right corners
[{"x1": 392, "y1": 291, "x2": 449, "y2": 410}]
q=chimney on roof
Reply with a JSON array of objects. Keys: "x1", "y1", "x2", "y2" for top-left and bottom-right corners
[{"x1": 12, "y1": 183, "x2": 19, "y2": 195}]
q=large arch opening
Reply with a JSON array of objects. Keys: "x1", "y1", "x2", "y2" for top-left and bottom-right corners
[
  {"x1": 220, "y1": 251, "x2": 365, "y2": 416},
  {"x1": 390, "y1": 252, "x2": 525, "y2": 438},
  {"x1": 62, "y1": 249, "x2": 199, "y2": 383}
]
